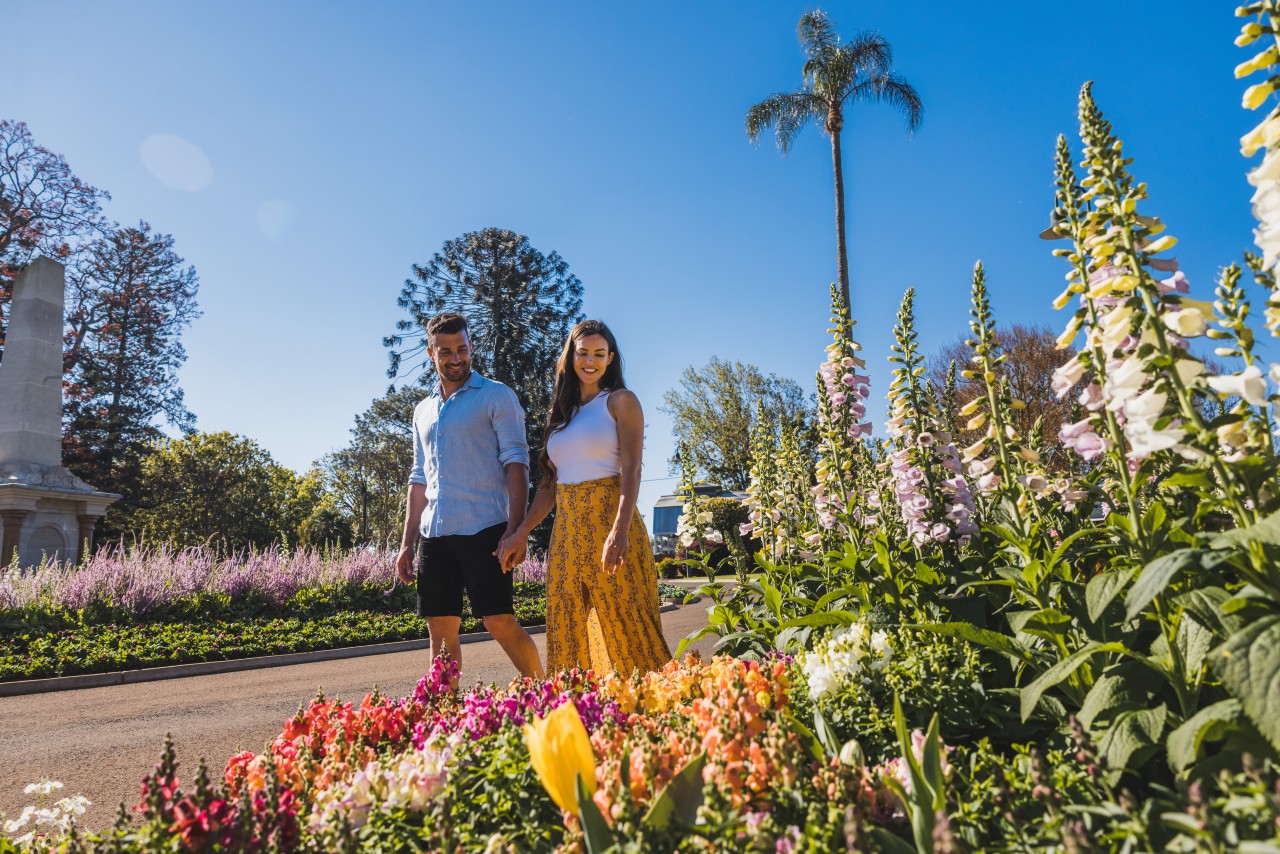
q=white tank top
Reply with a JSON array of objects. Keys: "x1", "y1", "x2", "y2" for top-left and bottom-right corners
[{"x1": 546, "y1": 391, "x2": 621, "y2": 484}]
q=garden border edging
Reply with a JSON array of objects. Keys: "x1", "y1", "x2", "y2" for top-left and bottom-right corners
[{"x1": 0, "y1": 604, "x2": 681, "y2": 697}]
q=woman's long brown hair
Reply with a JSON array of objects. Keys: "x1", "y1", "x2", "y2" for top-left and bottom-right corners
[{"x1": 537, "y1": 320, "x2": 625, "y2": 486}]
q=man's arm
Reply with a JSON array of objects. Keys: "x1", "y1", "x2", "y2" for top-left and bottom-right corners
[
  {"x1": 395, "y1": 483, "x2": 427, "y2": 584},
  {"x1": 497, "y1": 463, "x2": 530, "y2": 571}
]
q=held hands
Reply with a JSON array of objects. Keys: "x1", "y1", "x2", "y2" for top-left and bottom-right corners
[
  {"x1": 494, "y1": 528, "x2": 528, "y2": 573},
  {"x1": 601, "y1": 525, "x2": 628, "y2": 575},
  {"x1": 394, "y1": 544, "x2": 416, "y2": 585}
]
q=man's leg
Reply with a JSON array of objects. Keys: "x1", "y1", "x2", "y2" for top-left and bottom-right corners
[
  {"x1": 466, "y1": 523, "x2": 545, "y2": 679},
  {"x1": 426, "y1": 616, "x2": 463, "y2": 675},
  {"x1": 482, "y1": 614, "x2": 544, "y2": 679},
  {"x1": 417, "y1": 534, "x2": 465, "y2": 689}
]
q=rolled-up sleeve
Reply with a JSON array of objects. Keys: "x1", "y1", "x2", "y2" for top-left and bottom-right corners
[
  {"x1": 408, "y1": 408, "x2": 427, "y2": 485},
  {"x1": 492, "y1": 388, "x2": 530, "y2": 468}
]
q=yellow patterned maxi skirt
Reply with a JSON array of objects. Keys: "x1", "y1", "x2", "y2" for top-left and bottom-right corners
[{"x1": 545, "y1": 475, "x2": 672, "y2": 676}]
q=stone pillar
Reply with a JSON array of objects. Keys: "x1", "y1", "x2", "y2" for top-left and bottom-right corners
[
  {"x1": 0, "y1": 257, "x2": 66, "y2": 468},
  {"x1": 1, "y1": 509, "x2": 28, "y2": 566},
  {"x1": 76, "y1": 514, "x2": 98, "y2": 560}
]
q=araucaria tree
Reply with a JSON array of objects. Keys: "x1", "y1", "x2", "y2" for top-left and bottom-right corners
[
  {"x1": 745, "y1": 10, "x2": 922, "y2": 314},
  {"x1": 384, "y1": 227, "x2": 584, "y2": 465},
  {"x1": 62, "y1": 222, "x2": 201, "y2": 491},
  {"x1": 0, "y1": 119, "x2": 108, "y2": 353}
]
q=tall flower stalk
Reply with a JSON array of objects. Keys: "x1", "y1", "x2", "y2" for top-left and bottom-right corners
[
  {"x1": 811, "y1": 283, "x2": 873, "y2": 548},
  {"x1": 884, "y1": 289, "x2": 977, "y2": 551}
]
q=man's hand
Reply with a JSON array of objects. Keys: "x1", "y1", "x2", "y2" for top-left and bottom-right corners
[
  {"x1": 494, "y1": 529, "x2": 527, "y2": 573},
  {"x1": 395, "y1": 544, "x2": 417, "y2": 585}
]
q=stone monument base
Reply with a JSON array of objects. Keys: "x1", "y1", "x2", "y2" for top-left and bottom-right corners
[{"x1": 0, "y1": 463, "x2": 119, "y2": 568}]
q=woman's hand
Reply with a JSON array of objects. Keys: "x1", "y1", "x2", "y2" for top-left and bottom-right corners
[
  {"x1": 601, "y1": 525, "x2": 629, "y2": 575},
  {"x1": 494, "y1": 528, "x2": 527, "y2": 573}
]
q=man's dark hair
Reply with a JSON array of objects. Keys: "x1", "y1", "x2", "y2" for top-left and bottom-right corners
[{"x1": 426, "y1": 312, "x2": 468, "y2": 343}]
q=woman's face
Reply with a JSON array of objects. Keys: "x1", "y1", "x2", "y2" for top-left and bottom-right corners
[{"x1": 572, "y1": 333, "x2": 615, "y2": 389}]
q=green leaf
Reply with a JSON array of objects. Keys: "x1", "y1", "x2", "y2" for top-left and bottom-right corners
[
  {"x1": 1142, "y1": 502, "x2": 1168, "y2": 534},
  {"x1": 760, "y1": 581, "x2": 783, "y2": 619},
  {"x1": 1211, "y1": 614, "x2": 1280, "y2": 752},
  {"x1": 1210, "y1": 507, "x2": 1280, "y2": 549},
  {"x1": 1098, "y1": 704, "x2": 1167, "y2": 775},
  {"x1": 914, "y1": 621, "x2": 1033, "y2": 663},
  {"x1": 1077, "y1": 663, "x2": 1157, "y2": 731},
  {"x1": 1175, "y1": 586, "x2": 1239, "y2": 637},
  {"x1": 1176, "y1": 612, "x2": 1214, "y2": 677},
  {"x1": 1166, "y1": 699, "x2": 1243, "y2": 773},
  {"x1": 1086, "y1": 569, "x2": 1136, "y2": 624},
  {"x1": 577, "y1": 774, "x2": 615, "y2": 853},
  {"x1": 642, "y1": 753, "x2": 706, "y2": 831},
  {"x1": 866, "y1": 827, "x2": 917, "y2": 854},
  {"x1": 1020, "y1": 608, "x2": 1073, "y2": 642},
  {"x1": 1126, "y1": 550, "x2": 1216, "y2": 620},
  {"x1": 1163, "y1": 469, "x2": 1215, "y2": 489},
  {"x1": 813, "y1": 706, "x2": 839, "y2": 757},
  {"x1": 1021, "y1": 642, "x2": 1125, "y2": 721},
  {"x1": 777, "y1": 611, "x2": 859, "y2": 630}
]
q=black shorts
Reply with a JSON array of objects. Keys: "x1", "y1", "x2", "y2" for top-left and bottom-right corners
[{"x1": 416, "y1": 522, "x2": 514, "y2": 619}]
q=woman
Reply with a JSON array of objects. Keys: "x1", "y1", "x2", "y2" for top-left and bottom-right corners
[{"x1": 496, "y1": 320, "x2": 671, "y2": 676}]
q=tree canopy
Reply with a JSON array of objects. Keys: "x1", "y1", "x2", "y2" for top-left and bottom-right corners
[
  {"x1": 384, "y1": 228, "x2": 584, "y2": 471},
  {"x1": 123, "y1": 432, "x2": 322, "y2": 551},
  {"x1": 661, "y1": 358, "x2": 812, "y2": 491},
  {"x1": 1, "y1": 119, "x2": 109, "y2": 354}
]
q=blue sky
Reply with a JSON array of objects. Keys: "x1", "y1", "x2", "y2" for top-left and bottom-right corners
[{"x1": 8, "y1": 1, "x2": 1267, "y2": 527}]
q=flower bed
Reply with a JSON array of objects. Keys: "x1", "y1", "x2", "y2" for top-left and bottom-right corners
[{"x1": 0, "y1": 545, "x2": 551, "y2": 682}]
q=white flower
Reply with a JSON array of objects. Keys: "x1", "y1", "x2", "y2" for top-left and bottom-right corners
[
  {"x1": 1123, "y1": 387, "x2": 1168, "y2": 429},
  {"x1": 1207, "y1": 364, "x2": 1269, "y2": 407},
  {"x1": 1126, "y1": 420, "x2": 1184, "y2": 460},
  {"x1": 1098, "y1": 303, "x2": 1136, "y2": 353},
  {"x1": 1162, "y1": 308, "x2": 1208, "y2": 337},
  {"x1": 1051, "y1": 355, "x2": 1086, "y2": 398},
  {"x1": 1103, "y1": 356, "x2": 1148, "y2": 410}
]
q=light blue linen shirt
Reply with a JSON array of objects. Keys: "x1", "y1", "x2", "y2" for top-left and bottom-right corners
[{"x1": 408, "y1": 372, "x2": 530, "y2": 538}]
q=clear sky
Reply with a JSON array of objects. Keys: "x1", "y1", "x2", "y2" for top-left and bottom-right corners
[{"x1": 8, "y1": 1, "x2": 1268, "y2": 528}]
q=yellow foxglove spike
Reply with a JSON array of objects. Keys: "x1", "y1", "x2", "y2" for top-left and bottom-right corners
[
  {"x1": 524, "y1": 702, "x2": 597, "y2": 815},
  {"x1": 1244, "y1": 78, "x2": 1277, "y2": 110},
  {"x1": 1236, "y1": 46, "x2": 1279, "y2": 78}
]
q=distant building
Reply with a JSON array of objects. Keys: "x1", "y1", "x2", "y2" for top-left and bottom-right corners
[{"x1": 651, "y1": 483, "x2": 748, "y2": 555}]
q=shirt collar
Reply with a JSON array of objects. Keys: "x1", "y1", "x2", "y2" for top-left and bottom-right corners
[{"x1": 432, "y1": 370, "x2": 485, "y2": 399}]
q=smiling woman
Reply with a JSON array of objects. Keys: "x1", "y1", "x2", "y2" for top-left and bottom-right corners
[{"x1": 498, "y1": 319, "x2": 672, "y2": 677}]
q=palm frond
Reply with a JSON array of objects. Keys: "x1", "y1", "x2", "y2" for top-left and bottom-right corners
[
  {"x1": 848, "y1": 72, "x2": 924, "y2": 135},
  {"x1": 842, "y1": 32, "x2": 892, "y2": 79},
  {"x1": 746, "y1": 91, "x2": 821, "y2": 153},
  {"x1": 797, "y1": 10, "x2": 838, "y2": 60}
]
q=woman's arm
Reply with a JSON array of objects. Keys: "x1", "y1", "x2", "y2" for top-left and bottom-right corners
[
  {"x1": 602, "y1": 389, "x2": 644, "y2": 573},
  {"x1": 495, "y1": 478, "x2": 555, "y2": 568}
]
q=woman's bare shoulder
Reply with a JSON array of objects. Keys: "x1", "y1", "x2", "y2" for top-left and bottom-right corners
[{"x1": 606, "y1": 388, "x2": 642, "y2": 413}]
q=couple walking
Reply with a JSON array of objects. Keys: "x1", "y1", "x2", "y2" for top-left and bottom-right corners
[{"x1": 393, "y1": 312, "x2": 671, "y2": 681}]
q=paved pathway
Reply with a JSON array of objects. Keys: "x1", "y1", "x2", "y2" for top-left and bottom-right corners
[{"x1": 0, "y1": 603, "x2": 718, "y2": 832}]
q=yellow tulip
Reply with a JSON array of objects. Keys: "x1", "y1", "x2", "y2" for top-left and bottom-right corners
[{"x1": 524, "y1": 702, "x2": 597, "y2": 814}]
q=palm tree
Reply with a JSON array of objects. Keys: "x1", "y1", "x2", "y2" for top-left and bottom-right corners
[{"x1": 746, "y1": 10, "x2": 923, "y2": 315}]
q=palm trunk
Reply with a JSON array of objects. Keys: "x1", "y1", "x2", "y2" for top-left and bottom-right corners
[{"x1": 831, "y1": 130, "x2": 851, "y2": 317}]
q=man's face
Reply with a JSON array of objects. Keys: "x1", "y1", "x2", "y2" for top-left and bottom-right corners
[{"x1": 427, "y1": 330, "x2": 472, "y2": 385}]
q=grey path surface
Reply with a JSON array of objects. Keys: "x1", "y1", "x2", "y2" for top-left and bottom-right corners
[{"x1": 0, "y1": 603, "x2": 718, "y2": 833}]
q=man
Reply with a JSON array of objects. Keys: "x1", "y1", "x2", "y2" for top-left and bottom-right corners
[{"x1": 394, "y1": 312, "x2": 544, "y2": 682}]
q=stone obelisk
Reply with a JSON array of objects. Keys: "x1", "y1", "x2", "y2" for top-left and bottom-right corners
[{"x1": 0, "y1": 257, "x2": 118, "y2": 567}]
